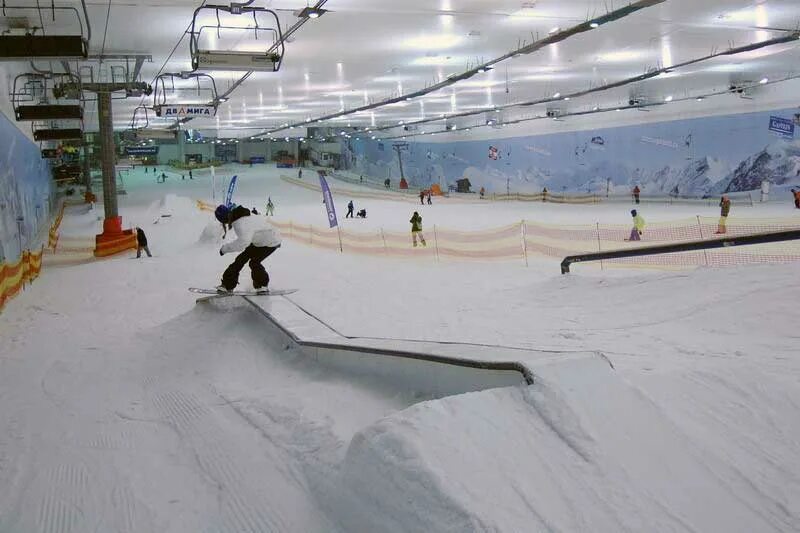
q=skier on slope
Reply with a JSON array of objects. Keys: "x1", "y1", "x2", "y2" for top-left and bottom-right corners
[
  {"x1": 625, "y1": 209, "x2": 645, "y2": 241},
  {"x1": 214, "y1": 204, "x2": 282, "y2": 294},
  {"x1": 410, "y1": 211, "x2": 427, "y2": 247},
  {"x1": 716, "y1": 195, "x2": 731, "y2": 234},
  {"x1": 265, "y1": 197, "x2": 275, "y2": 216}
]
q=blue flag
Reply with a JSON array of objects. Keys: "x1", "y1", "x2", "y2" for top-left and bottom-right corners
[
  {"x1": 225, "y1": 175, "x2": 238, "y2": 207},
  {"x1": 319, "y1": 173, "x2": 338, "y2": 228}
]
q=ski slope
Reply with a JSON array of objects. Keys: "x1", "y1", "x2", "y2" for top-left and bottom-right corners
[{"x1": 0, "y1": 163, "x2": 798, "y2": 531}]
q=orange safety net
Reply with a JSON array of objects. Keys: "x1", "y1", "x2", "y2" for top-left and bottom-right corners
[
  {"x1": 197, "y1": 198, "x2": 800, "y2": 271},
  {"x1": 0, "y1": 247, "x2": 44, "y2": 312}
]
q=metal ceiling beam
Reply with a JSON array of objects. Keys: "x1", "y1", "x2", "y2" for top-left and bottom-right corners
[
  {"x1": 258, "y1": 0, "x2": 667, "y2": 137},
  {"x1": 369, "y1": 32, "x2": 800, "y2": 135}
]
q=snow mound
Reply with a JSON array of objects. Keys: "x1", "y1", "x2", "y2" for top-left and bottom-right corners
[
  {"x1": 332, "y1": 355, "x2": 796, "y2": 532},
  {"x1": 198, "y1": 219, "x2": 224, "y2": 244}
]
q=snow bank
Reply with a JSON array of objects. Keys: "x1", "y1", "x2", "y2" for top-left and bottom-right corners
[{"x1": 333, "y1": 355, "x2": 799, "y2": 532}]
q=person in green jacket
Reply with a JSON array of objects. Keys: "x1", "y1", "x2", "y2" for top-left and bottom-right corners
[
  {"x1": 626, "y1": 209, "x2": 645, "y2": 241},
  {"x1": 716, "y1": 195, "x2": 731, "y2": 234},
  {"x1": 410, "y1": 211, "x2": 427, "y2": 247}
]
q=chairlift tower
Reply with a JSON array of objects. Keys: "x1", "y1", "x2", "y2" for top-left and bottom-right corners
[
  {"x1": 393, "y1": 142, "x2": 409, "y2": 181},
  {"x1": 54, "y1": 55, "x2": 152, "y2": 242}
]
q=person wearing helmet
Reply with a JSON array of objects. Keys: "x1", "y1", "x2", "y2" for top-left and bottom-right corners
[
  {"x1": 214, "y1": 204, "x2": 282, "y2": 294},
  {"x1": 625, "y1": 209, "x2": 645, "y2": 241},
  {"x1": 716, "y1": 195, "x2": 731, "y2": 234}
]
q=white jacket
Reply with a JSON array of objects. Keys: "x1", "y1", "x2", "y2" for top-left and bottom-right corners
[{"x1": 221, "y1": 213, "x2": 282, "y2": 254}]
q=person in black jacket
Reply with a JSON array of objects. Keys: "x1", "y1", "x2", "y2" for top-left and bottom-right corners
[{"x1": 135, "y1": 227, "x2": 152, "y2": 258}]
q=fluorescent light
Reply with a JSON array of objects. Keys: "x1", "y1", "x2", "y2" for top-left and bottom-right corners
[
  {"x1": 759, "y1": 77, "x2": 769, "y2": 84},
  {"x1": 403, "y1": 34, "x2": 463, "y2": 50},
  {"x1": 590, "y1": 22, "x2": 599, "y2": 28},
  {"x1": 563, "y1": 97, "x2": 570, "y2": 101},
  {"x1": 664, "y1": 95, "x2": 673, "y2": 102},
  {"x1": 549, "y1": 27, "x2": 560, "y2": 34},
  {"x1": 696, "y1": 97, "x2": 705, "y2": 101},
  {"x1": 552, "y1": 92, "x2": 561, "y2": 98}
]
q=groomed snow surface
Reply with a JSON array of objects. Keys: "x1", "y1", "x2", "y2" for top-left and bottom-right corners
[{"x1": 1, "y1": 164, "x2": 799, "y2": 532}]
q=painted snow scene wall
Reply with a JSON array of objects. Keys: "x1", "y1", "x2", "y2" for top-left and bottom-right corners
[{"x1": 342, "y1": 108, "x2": 800, "y2": 198}]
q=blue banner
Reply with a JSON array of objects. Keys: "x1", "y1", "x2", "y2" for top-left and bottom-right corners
[
  {"x1": 225, "y1": 175, "x2": 238, "y2": 207},
  {"x1": 319, "y1": 173, "x2": 338, "y2": 228},
  {"x1": 769, "y1": 116, "x2": 794, "y2": 138},
  {"x1": 249, "y1": 156, "x2": 266, "y2": 164}
]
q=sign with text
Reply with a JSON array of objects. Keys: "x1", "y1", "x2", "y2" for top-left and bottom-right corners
[
  {"x1": 155, "y1": 105, "x2": 217, "y2": 118},
  {"x1": 124, "y1": 146, "x2": 159, "y2": 156},
  {"x1": 769, "y1": 116, "x2": 794, "y2": 138}
]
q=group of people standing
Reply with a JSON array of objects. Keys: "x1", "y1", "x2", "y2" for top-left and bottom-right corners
[{"x1": 625, "y1": 194, "x2": 732, "y2": 242}]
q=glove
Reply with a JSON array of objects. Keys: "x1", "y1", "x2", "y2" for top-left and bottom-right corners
[{"x1": 219, "y1": 248, "x2": 225, "y2": 256}]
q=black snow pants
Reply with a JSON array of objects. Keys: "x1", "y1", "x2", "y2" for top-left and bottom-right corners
[{"x1": 221, "y1": 244, "x2": 279, "y2": 290}]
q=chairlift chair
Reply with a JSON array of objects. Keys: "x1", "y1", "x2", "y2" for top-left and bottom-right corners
[
  {"x1": 0, "y1": 3, "x2": 90, "y2": 60},
  {"x1": 12, "y1": 72, "x2": 85, "y2": 121},
  {"x1": 188, "y1": 4, "x2": 285, "y2": 72},
  {"x1": 152, "y1": 72, "x2": 219, "y2": 118}
]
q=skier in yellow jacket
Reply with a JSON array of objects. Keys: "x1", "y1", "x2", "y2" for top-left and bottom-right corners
[{"x1": 626, "y1": 209, "x2": 645, "y2": 241}]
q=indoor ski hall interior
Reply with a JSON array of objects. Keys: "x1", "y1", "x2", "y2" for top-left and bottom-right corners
[{"x1": 0, "y1": 1, "x2": 799, "y2": 531}]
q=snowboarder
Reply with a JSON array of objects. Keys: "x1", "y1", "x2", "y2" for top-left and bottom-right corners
[
  {"x1": 792, "y1": 188, "x2": 800, "y2": 209},
  {"x1": 542, "y1": 187, "x2": 548, "y2": 202},
  {"x1": 135, "y1": 227, "x2": 152, "y2": 258},
  {"x1": 360, "y1": 175, "x2": 363, "y2": 183},
  {"x1": 716, "y1": 195, "x2": 731, "y2": 234},
  {"x1": 189, "y1": 169, "x2": 194, "y2": 180},
  {"x1": 410, "y1": 211, "x2": 426, "y2": 247},
  {"x1": 265, "y1": 197, "x2": 274, "y2": 216},
  {"x1": 632, "y1": 185, "x2": 641, "y2": 204},
  {"x1": 626, "y1": 209, "x2": 645, "y2": 241},
  {"x1": 426, "y1": 191, "x2": 432, "y2": 205},
  {"x1": 419, "y1": 190, "x2": 425, "y2": 205},
  {"x1": 479, "y1": 187, "x2": 485, "y2": 199},
  {"x1": 384, "y1": 178, "x2": 390, "y2": 189},
  {"x1": 346, "y1": 200, "x2": 355, "y2": 218},
  {"x1": 298, "y1": 168, "x2": 303, "y2": 179},
  {"x1": 214, "y1": 204, "x2": 282, "y2": 294},
  {"x1": 356, "y1": 208, "x2": 367, "y2": 218}
]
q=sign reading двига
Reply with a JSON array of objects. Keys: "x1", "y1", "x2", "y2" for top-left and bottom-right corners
[
  {"x1": 155, "y1": 105, "x2": 217, "y2": 118},
  {"x1": 769, "y1": 116, "x2": 794, "y2": 138}
]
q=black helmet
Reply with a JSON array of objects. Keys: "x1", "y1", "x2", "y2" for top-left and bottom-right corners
[{"x1": 631, "y1": 209, "x2": 637, "y2": 216}]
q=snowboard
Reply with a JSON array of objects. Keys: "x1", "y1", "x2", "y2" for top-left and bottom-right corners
[{"x1": 189, "y1": 287, "x2": 297, "y2": 299}]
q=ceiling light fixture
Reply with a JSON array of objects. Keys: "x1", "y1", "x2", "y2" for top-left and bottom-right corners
[
  {"x1": 477, "y1": 66, "x2": 493, "y2": 74},
  {"x1": 298, "y1": 6, "x2": 327, "y2": 19},
  {"x1": 549, "y1": 27, "x2": 561, "y2": 34},
  {"x1": 759, "y1": 77, "x2": 769, "y2": 84},
  {"x1": 664, "y1": 95, "x2": 673, "y2": 102},
  {"x1": 552, "y1": 92, "x2": 561, "y2": 98},
  {"x1": 696, "y1": 96, "x2": 705, "y2": 101},
  {"x1": 590, "y1": 22, "x2": 600, "y2": 28}
]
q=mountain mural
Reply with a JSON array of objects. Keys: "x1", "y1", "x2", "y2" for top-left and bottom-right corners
[{"x1": 343, "y1": 108, "x2": 800, "y2": 197}]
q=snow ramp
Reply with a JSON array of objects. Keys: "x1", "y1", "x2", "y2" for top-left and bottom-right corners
[{"x1": 332, "y1": 355, "x2": 793, "y2": 533}]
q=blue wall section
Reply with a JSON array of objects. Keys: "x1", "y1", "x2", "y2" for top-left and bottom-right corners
[
  {"x1": 343, "y1": 108, "x2": 800, "y2": 198},
  {"x1": 0, "y1": 113, "x2": 54, "y2": 262}
]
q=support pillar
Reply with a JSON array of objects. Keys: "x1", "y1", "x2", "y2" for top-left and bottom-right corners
[
  {"x1": 95, "y1": 91, "x2": 132, "y2": 254},
  {"x1": 177, "y1": 125, "x2": 186, "y2": 165}
]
